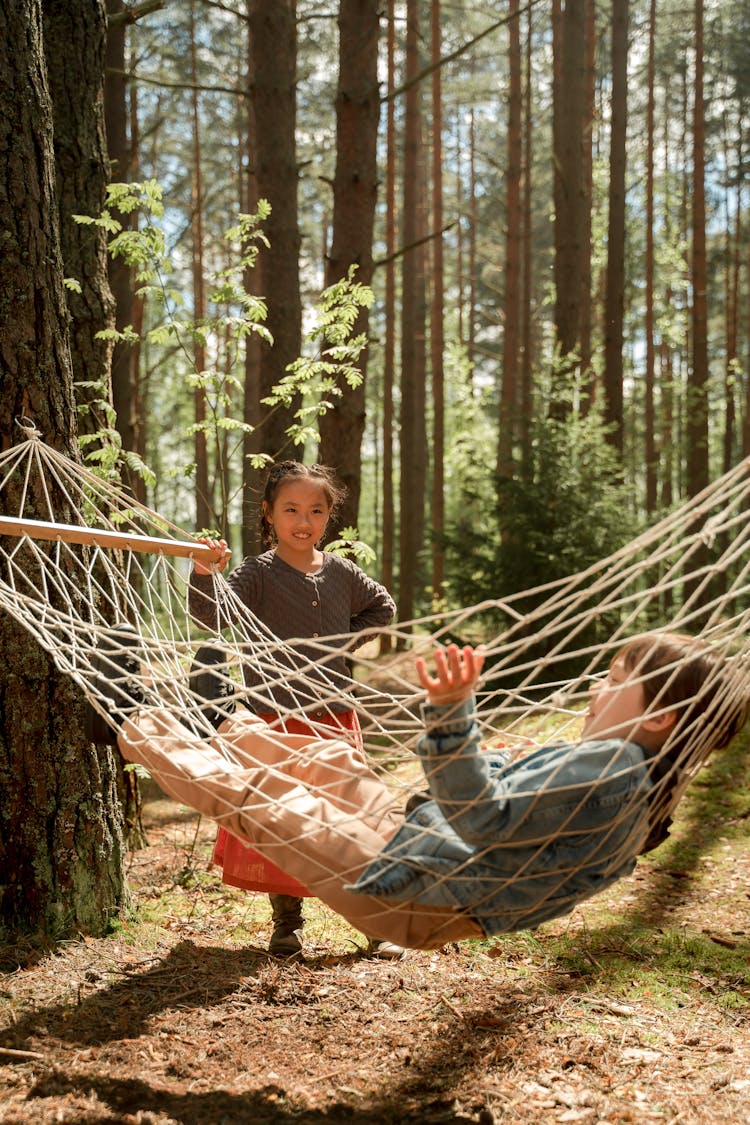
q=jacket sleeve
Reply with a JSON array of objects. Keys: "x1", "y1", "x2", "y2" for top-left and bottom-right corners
[
  {"x1": 346, "y1": 561, "x2": 396, "y2": 648},
  {"x1": 188, "y1": 557, "x2": 260, "y2": 632},
  {"x1": 417, "y1": 698, "x2": 647, "y2": 847}
]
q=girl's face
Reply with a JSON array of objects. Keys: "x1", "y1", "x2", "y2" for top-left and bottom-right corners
[{"x1": 265, "y1": 478, "x2": 331, "y2": 558}]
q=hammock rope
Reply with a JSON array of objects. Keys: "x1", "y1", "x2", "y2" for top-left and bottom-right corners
[{"x1": 1, "y1": 420, "x2": 749, "y2": 944}]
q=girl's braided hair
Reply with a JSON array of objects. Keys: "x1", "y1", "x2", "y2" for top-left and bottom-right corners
[{"x1": 259, "y1": 461, "x2": 347, "y2": 546}]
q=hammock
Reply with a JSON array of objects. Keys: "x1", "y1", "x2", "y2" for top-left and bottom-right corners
[{"x1": 1, "y1": 421, "x2": 749, "y2": 947}]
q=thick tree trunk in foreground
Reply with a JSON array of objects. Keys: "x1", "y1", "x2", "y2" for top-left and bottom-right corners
[
  {"x1": 43, "y1": 0, "x2": 116, "y2": 439},
  {"x1": 0, "y1": 0, "x2": 126, "y2": 944}
]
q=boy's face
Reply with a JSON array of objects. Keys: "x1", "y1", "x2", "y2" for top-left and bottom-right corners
[{"x1": 581, "y1": 658, "x2": 652, "y2": 742}]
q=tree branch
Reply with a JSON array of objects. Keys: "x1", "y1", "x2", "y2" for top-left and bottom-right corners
[
  {"x1": 108, "y1": 0, "x2": 166, "y2": 29},
  {"x1": 373, "y1": 221, "x2": 457, "y2": 271},
  {"x1": 382, "y1": 0, "x2": 546, "y2": 103},
  {"x1": 106, "y1": 67, "x2": 249, "y2": 99}
]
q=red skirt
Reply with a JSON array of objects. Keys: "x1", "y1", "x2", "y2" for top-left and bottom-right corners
[{"x1": 211, "y1": 708, "x2": 364, "y2": 895}]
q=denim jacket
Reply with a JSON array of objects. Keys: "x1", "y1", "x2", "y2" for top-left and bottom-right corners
[{"x1": 349, "y1": 697, "x2": 654, "y2": 936}]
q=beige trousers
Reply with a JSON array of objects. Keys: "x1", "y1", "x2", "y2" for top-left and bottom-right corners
[{"x1": 119, "y1": 708, "x2": 483, "y2": 950}]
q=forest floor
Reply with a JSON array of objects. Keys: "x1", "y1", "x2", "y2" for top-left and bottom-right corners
[{"x1": 1, "y1": 731, "x2": 749, "y2": 1125}]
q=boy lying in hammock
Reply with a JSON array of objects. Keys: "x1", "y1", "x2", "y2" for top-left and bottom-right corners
[{"x1": 108, "y1": 632, "x2": 748, "y2": 951}]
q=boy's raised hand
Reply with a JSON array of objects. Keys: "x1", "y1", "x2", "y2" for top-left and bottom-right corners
[
  {"x1": 415, "y1": 644, "x2": 485, "y2": 706},
  {"x1": 193, "y1": 537, "x2": 231, "y2": 576}
]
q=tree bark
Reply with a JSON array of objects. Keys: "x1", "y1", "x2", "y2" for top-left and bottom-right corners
[
  {"x1": 497, "y1": 0, "x2": 521, "y2": 479},
  {"x1": 430, "y1": 0, "x2": 445, "y2": 602},
  {"x1": 245, "y1": 0, "x2": 301, "y2": 511},
  {"x1": 103, "y1": 4, "x2": 147, "y2": 502},
  {"x1": 602, "y1": 0, "x2": 628, "y2": 453},
  {"x1": 688, "y1": 0, "x2": 709, "y2": 498},
  {"x1": 379, "y1": 0, "x2": 397, "y2": 655},
  {"x1": 644, "y1": 0, "x2": 657, "y2": 512},
  {"x1": 318, "y1": 0, "x2": 380, "y2": 533},
  {"x1": 579, "y1": 0, "x2": 596, "y2": 404},
  {"x1": 0, "y1": 0, "x2": 126, "y2": 943},
  {"x1": 552, "y1": 0, "x2": 586, "y2": 401},
  {"x1": 189, "y1": 0, "x2": 210, "y2": 532},
  {"x1": 43, "y1": 0, "x2": 116, "y2": 439},
  {"x1": 398, "y1": 0, "x2": 427, "y2": 629},
  {"x1": 519, "y1": 0, "x2": 534, "y2": 475},
  {"x1": 242, "y1": 0, "x2": 264, "y2": 555}
]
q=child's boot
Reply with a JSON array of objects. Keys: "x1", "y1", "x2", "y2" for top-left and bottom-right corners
[{"x1": 268, "y1": 894, "x2": 304, "y2": 956}]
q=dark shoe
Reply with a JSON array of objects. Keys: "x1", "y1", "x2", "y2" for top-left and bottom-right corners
[
  {"x1": 188, "y1": 643, "x2": 236, "y2": 730},
  {"x1": 85, "y1": 623, "x2": 144, "y2": 744},
  {"x1": 268, "y1": 894, "x2": 304, "y2": 957},
  {"x1": 366, "y1": 938, "x2": 408, "y2": 960}
]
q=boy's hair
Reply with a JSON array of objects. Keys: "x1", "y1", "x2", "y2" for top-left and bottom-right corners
[
  {"x1": 615, "y1": 631, "x2": 750, "y2": 765},
  {"x1": 259, "y1": 461, "x2": 346, "y2": 546}
]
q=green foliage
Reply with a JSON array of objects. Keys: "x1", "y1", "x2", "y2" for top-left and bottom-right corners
[
  {"x1": 73, "y1": 185, "x2": 373, "y2": 532},
  {"x1": 324, "y1": 526, "x2": 376, "y2": 567},
  {"x1": 444, "y1": 372, "x2": 637, "y2": 618},
  {"x1": 498, "y1": 414, "x2": 635, "y2": 595},
  {"x1": 262, "y1": 266, "x2": 374, "y2": 450}
]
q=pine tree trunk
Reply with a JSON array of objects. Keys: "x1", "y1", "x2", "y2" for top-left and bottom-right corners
[
  {"x1": 398, "y1": 0, "x2": 426, "y2": 629},
  {"x1": 246, "y1": 0, "x2": 301, "y2": 493},
  {"x1": 579, "y1": 0, "x2": 596, "y2": 403},
  {"x1": 318, "y1": 0, "x2": 380, "y2": 532},
  {"x1": 519, "y1": 1, "x2": 534, "y2": 475},
  {"x1": 688, "y1": 0, "x2": 709, "y2": 498},
  {"x1": 0, "y1": 0, "x2": 127, "y2": 943},
  {"x1": 723, "y1": 128, "x2": 741, "y2": 473},
  {"x1": 644, "y1": 0, "x2": 657, "y2": 513},
  {"x1": 190, "y1": 0, "x2": 210, "y2": 532},
  {"x1": 468, "y1": 107, "x2": 477, "y2": 379},
  {"x1": 497, "y1": 0, "x2": 521, "y2": 479},
  {"x1": 430, "y1": 0, "x2": 445, "y2": 602},
  {"x1": 552, "y1": 0, "x2": 586, "y2": 401},
  {"x1": 44, "y1": 0, "x2": 116, "y2": 439},
  {"x1": 242, "y1": 0, "x2": 265, "y2": 556},
  {"x1": 603, "y1": 0, "x2": 628, "y2": 453},
  {"x1": 379, "y1": 0, "x2": 397, "y2": 656},
  {"x1": 104, "y1": 1, "x2": 138, "y2": 470}
]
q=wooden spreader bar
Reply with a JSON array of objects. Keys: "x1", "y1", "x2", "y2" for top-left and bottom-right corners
[{"x1": 0, "y1": 515, "x2": 223, "y2": 563}]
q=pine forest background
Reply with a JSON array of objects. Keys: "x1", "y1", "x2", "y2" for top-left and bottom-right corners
[{"x1": 9, "y1": 0, "x2": 750, "y2": 628}]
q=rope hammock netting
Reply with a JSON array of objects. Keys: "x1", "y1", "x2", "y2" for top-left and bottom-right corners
[{"x1": 1, "y1": 421, "x2": 749, "y2": 949}]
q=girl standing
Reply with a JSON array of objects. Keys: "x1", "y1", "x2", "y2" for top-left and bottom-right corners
[{"x1": 189, "y1": 461, "x2": 400, "y2": 957}]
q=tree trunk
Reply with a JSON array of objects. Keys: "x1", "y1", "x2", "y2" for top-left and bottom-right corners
[
  {"x1": 398, "y1": 0, "x2": 427, "y2": 629},
  {"x1": 189, "y1": 0, "x2": 210, "y2": 532},
  {"x1": 552, "y1": 0, "x2": 586, "y2": 402},
  {"x1": 467, "y1": 107, "x2": 477, "y2": 380},
  {"x1": 379, "y1": 0, "x2": 397, "y2": 655},
  {"x1": 579, "y1": 0, "x2": 596, "y2": 403},
  {"x1": 688, "y1": 0, "x2": 709, "y2": 498},
  {"x1": 242, "y1": 0, "x2": 264, "y2": 556},
  {"x1": 43, "y1": 0, "x2": 115, "y2": 439},
  {"x1": 0, "y1": 0, "x2": 126, "y2": 943},
  {"x1": 602, "y1": 0, "x2": 628, "y2": 453},
  {"x1": 497, "y1": 0, "x2": 521, "y2": 479},
  {"x1": 245, "y1": 0, "x2": 301, "y2": 512},
  {"x1": 723, "y1": 123, "x2": 741, "y2": 473},
  {"x1": 104, "y1": 0, "x2": 137, "y2": 476},
  {"x1": 430, "y1": 0, "x2": 445, "y2": 603},
  {"x1": 644, "y1": 0, "x2": 657, "y2": 512},
  {"x1": 519, "y1": 0, "x2": 534, "y2": 476},
  {"x1": 318, "y1": 0, "x2": 380, "y2": 533}
]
